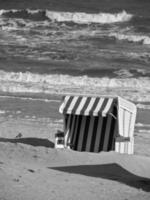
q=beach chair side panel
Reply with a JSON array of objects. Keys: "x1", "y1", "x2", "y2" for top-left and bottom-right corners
[{"x1": 115, "y1": 98, "x2": 136, "y2": 154}]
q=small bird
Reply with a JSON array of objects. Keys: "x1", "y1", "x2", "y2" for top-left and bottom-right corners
[{"x1": 15, "y1": 133, "x2": 22, "y2": 139}]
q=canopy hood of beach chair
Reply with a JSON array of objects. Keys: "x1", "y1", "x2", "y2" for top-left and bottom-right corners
[{"x1": 59, "y1": 95, "x2": 117, "y2": 117}]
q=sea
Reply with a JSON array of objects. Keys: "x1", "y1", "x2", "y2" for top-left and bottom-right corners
[{"x1": 0, "y1": 0, "x2": 150, "y2": 134}]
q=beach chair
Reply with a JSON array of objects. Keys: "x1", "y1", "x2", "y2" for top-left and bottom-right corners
[{"x1": 57, "y1": 95, "x2": 136, "y2": 154}]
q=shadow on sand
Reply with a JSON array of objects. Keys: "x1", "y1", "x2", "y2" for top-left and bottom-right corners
[
  {"x1": 0, "y1": 137, "x2": 54, "y2": 148},
  {"x1": 50, "y1": 163, "x2": 150, "y2": 192}
]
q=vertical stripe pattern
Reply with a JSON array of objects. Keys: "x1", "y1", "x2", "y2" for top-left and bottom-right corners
[
  {"x1": 59, "y1": 96, "x2": 136, "y2": 154},
  {"x1": 63, "y1": 105, "x2": 118, "y2": 153}
]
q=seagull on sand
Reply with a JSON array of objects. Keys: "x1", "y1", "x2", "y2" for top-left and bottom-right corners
[{"x1": 15, "y1": 133, "x2": 23, "y2": 139}]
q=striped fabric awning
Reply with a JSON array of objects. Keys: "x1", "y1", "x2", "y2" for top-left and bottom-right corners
[{"x1": 59, "y1": 95, "x2": 116, "y2": 116}]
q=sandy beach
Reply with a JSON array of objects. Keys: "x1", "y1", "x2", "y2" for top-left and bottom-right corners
[
  {"x1": 0, "y1": 0, "x2": 150, "y2": 199},
  {"x1": 0, "y1": 95, "x2": 150, "y2": 200}
]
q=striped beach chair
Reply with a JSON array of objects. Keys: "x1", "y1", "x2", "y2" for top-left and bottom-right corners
[{"x1": 58, "y1": 95, "x2": 137, "y2": 154}]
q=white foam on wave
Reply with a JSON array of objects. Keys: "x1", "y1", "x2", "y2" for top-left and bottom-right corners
[
  {"x1": 136, "y1": 123, "x2": 150, "y2": 128},
  {"x1": 0, "y1": 110, "x2": 6, "y2": 114},
  {"x1": 0, "y1": 70, "x2": 149, "y2": 88},
  {"x1": 136, "y1": 104, "x2": 150, "y2": 110},
  {"x1": 138, "y1": 129, "x2": 150, "y2": 134},
  {"x1": 27, "y1": 9, "x2": 42, "y2": 14},
  {"x1": 46, "y1": 10, "x2": 132, "y2": 24},
  {"x1": 0, "y1": 9, "x2": 133, "y2": 24},
  {"x1": 0, "y1": 9, "x2": 43, "y2": 16},
  {"x1": 0, "y1": 9, "x2": 17, "y2": 16},
  {"x1": 0, "y1": 70, "x2": 150, "y2": 102},
  {"x1": 109, "y1": 32, "x2": 150, "y2": 45}
]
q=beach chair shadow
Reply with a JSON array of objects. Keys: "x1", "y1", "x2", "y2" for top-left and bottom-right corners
[
  {"x1": 50, "y1": 163, "x2": 150, "y2": 192},
  {"x1": 0, "y1": 137, "x2": 54, "y2": 148}
]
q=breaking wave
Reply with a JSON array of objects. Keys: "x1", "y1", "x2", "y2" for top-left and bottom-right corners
[
  {"x1": 136, "y1": 104, "x2": 150, "y2": 110},
  {"x1": 0, "y1": 9, "x2": 133, "y2": 24},
  {"x1": 0, "y1": 70, "x2": 150, "y2": 102},
  {"x1": 45, "y1": 10, "x2": 132, "y2": 24},
  {"x1": 136, "y1": 123, "x2": 150, "y2": 128},
  {"x1": 109, "y1": 33, "x2": 150, "y2": 45},
  {"x1": 0, "y1": 9, "x2": 47, "y2": 21},
  {"x1": 0, "y1": 70, "x2": 149, "y2": 88},
  {"x1": 138, "y1": 129, "x2": 150, "y2": 134}
]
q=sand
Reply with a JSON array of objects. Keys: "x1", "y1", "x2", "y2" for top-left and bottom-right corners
[
  {"x1": 0, "y1": 94, "x2": 150, "y2": 200},
  {"x1": 0, "y1": 117, "x2": 150, "y2": 200}
]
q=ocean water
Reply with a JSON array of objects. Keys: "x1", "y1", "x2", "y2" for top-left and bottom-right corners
[{"x1": 0, "y1": 0, "x2": 150, "y2": 126}]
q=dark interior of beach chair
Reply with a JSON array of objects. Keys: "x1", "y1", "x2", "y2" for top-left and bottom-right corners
[{"x1": 64, "y1": 103, "x2": 118, "y2": 153}]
